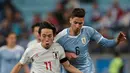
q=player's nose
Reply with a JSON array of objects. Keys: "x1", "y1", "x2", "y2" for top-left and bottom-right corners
[
  {"x1": 75, "y1": 24, "x2": 81, "y2": 28},
  {"x1": 45, "y1": 37, "x2": 49, "y2": 41}
]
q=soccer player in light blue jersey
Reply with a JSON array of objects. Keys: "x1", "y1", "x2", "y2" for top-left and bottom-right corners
[
  {"x1": 0, "y1": 32, "x2": 29, "y2": 73},
  {"x1": 54, "y1": 8, "x2": 126, "y2": 73}
]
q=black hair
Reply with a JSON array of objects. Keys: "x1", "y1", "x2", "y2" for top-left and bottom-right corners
[
  {"x1": 6, "y1": 32, "x2": 16, "y2": 38},
  {"x1": 70, "y1": 8, "x2": 85, "y2": 18},
  {"x1": 38, "y1": 21, "x2": 56, "y2": 35},
  {"x1": 31, "y1": 23, "x2": 40, "y2": 32}
]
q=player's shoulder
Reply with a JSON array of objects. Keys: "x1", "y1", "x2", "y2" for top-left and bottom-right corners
[
  {"x1": 30, "y1": 39, "x2": 37, "y2": 43},
  {"x1": 0, "y1": 45, "x2": 7, "y2": 51},
  {"x1": 15, "y1": 45, "x2": 25, "y2": 51},
  {"x1": 52, "y1": 42, "x2": 62, "y2": 47},
  {"x1": 51, "y1": 43, "x2": 63, "y2": 49},
  {"x1": 82, "y1": 26, "x2": 95, "y2": 33},
  {"x1": 24, "y1": 45, "x2": 36, "y2": 55},
  {"x1": 27, "y1": 39, "x2": 37, "y2": 46},
  {"x1": 82, "y1": 26, "x2": 94, "y2": 30},
  {"x1": 54, "y1": 28, "x2": 68, "y2": 42},
  {"x1": 57, "y1": 28, "x2": 68, "y2": 37},
  {"x1": 0, "y1": 45, "x2": 7, "y2": 49},
  {"x1": 30, "y1": 42, "x2": 42, "y2": 49},
  {"x1": 27, "y1": 42, "x2": 39, "y2": 50}
]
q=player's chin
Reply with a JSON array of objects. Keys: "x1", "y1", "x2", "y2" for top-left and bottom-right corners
[{"x1": 45, "y1": 44, "x2": 51, "y2": 49}]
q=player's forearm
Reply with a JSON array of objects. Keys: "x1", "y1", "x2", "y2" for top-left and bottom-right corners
[
  {"x1": 23, "y1": 64, "x2": 30, "y2": 73},
  {"x1": 62, "y1": 61, "x2": 82, "y2": 73},
  {"x1": 65, "y1": 64, "x2": 82, "y2": 73},
  {"x1": 99, "y1": 38, "x2": 117, "y2": 48},
  {"x1": 11, "y1": 62, "x2": 23, "y2": 73}
]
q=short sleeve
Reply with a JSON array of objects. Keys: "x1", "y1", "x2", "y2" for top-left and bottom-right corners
[
  {"x1": 90, "y1": 28, "x2": 103, "y2": 43},
  {"x1": 59, "y1": 46, "x2": 66, "y2": 60},
  {"x1": 19, "y1": 48, "x2": 31, "y2": 64},
  {"x1": 88, "y1": 27, "x2": 117, "y2": 48}
]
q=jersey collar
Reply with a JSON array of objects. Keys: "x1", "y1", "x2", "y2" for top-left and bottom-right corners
[{"x1": 67, "y1": 28, "x2": 81, "y2": 38}]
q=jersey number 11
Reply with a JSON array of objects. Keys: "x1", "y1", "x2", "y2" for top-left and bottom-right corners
[{"x1": 44, "y1": 61, "x2": 52, "y2": 71}]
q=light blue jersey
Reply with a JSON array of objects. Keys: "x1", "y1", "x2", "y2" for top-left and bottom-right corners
[
  {"x1": 54, "y1": 26, "x2": 117, "y2": 73},
  {"x1": 0, "y1": 45, "x2": 24, "y2": 73}
]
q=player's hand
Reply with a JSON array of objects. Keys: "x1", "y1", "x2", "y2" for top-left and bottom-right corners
[
  {"x1": 116, "y1": 32, "x2": 126, "y2": 44},
  {"x1": 65, "y1": 52, "x2": 78, "y2": 60}
]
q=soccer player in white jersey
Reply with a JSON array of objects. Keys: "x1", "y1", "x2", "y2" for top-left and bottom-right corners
[
  {"x1": 27, "y1": 23, "x2": 41, "y2": 47},
  {"x1": 54, "y1": 8, "x2": 126, "y2": 73},
  {"x1": 0, "y1": 32, "x2": 29, "y2": 73},
  {"x1": 11, "y1": 21, "x2": 82, "y2": 73}
]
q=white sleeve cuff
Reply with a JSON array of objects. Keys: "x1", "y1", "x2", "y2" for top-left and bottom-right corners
[{"x1": 97, "y1": 36, "x2": 103, "y2": 43}]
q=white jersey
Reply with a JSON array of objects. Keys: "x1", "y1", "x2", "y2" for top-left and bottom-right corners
[
  {"x1": 20, "y1": 43, "x2": 66, "y2": 73},
  {"x1": 27, "y1": 39, "x2": 39, "y2": 48}
]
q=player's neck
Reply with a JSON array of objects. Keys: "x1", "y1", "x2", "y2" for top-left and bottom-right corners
[
  {"x1": 7, "y1": 44, "x2": 16, "y2": 49},
  {"x1": 69, "y1": 27, "x2": 80, "y2": 36},
  {"x1": 37, "y1": 39, "x2": 41, "y2": 42},
  {"x1": 41, "y1": 43, "x2": 49, "y2": 50}
]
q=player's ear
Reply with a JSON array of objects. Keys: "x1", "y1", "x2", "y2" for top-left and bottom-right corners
[
  {"x1": 6, "y1": 38, "x2": 8, "y2": 42},
  {"x1": 38, "y1": 33, "x2": 41, "y2": 38},
  {"x1": 69, "y1": 18, "x2": 73, "y2": 24},
  {"x1": 53, "y1": 32, "x2": 55, "y2": 37}
]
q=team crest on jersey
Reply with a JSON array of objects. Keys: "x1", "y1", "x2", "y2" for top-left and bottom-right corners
[
  {"x1": 53, "y1": 51, "x2": 59, "y2": 59},
  {"x1": 81, "y1": 37, "x2": 86, "y2": 45}
]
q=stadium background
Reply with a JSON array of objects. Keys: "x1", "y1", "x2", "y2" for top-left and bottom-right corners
[{"x1": 0, "y1": 0, "x2": 130, "y2": 73}]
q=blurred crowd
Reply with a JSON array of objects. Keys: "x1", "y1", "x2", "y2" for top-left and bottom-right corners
[
  {"x1": 88, "y1": 1, "x2": 130, "y2": 53},
  {"x1": 0, "y1": 0, "x2": 29, "y2": 48},
  {"x1": 0, "y1": 0, "x2": 129, "y2": 53}
]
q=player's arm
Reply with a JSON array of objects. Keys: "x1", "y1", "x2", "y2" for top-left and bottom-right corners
[
  {"x1": 23, "y1": 64, "x2": 30, "y2": 73},
  {"x1": 11, "y1": 48, "x2": 31, "y2": 73},
  {"x1": 98, "y1": 37, "x2": 117, "y2": 48},
  {"x1": 11, "y1": 62, "x2": 24, "y2": 73},
  {"x1": 11, "y1": 63, "x2": 29, "y2": 73},
  {"x1": 98, "y1": 32, "x2": 126, "y2": 48},
  {"x1": 20, "y1": 47, "x2": 30, "y2": 73},
  {"x1": 58, "y1": 44, "x2": 82, "y2": 73},
  {"x1": 54, "y1": 30, "x2": 78, "y2": 60},
  {"x1": 61, "y1": 58, "x2": 82, "y2": 73},
  {"x1": 90, "y1": 28, "x2": 126, "y2": 48}
]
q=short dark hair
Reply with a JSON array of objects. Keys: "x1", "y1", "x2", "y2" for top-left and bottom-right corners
[
  {"x1": 38, "y1": 21, "x2": 56, "y2": 35},
  {"x1": 31, "y1": 23, "x2": 40, "y2": 32},
  {"x1": 70, "y1": 8, "x2": 85, "y2": 18},
  {"x1": 6, "y1": 32, "x2": 16, "y2": 38}
]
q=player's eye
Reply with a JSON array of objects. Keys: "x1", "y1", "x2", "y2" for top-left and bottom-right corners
[
  {"x1": 42, "y1": 35, "x2": 46, "y2": 38},
  {"x1": 74, "y1": 21, "x2": 78, "y2": 24},
  {"x1": 74, "y1": 21, "x2": 83, "y2": 25},
  {"x1": 78, "y1": 22, "x2": 83, "y2": 25},
  {"x1": 48, "y1": 35, "x2": 52, "y2": 38}
]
